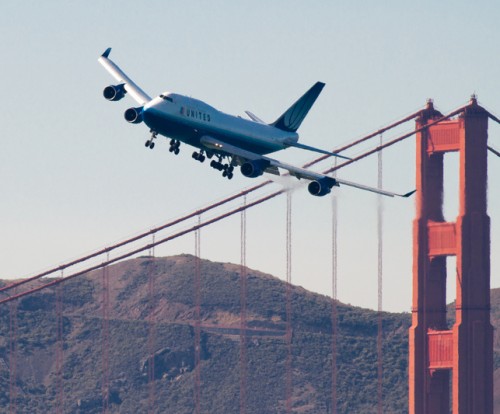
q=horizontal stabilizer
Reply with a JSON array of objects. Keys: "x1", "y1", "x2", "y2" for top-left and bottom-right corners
[{"x1": 245, "y1": 111, "x2": 266, "y2": 124}]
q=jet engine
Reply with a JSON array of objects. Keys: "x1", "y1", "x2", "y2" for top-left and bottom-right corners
[
  {"x1": 124, "y1": 107, "x2": 144, "y2": 124},
  {"x1": 103, "y1": 84, "x2": 127, "y2": 101},
  {"x1": 308, "y1": 177, "x2": 337, "y2": 197},
  {"x1": 240, "y1": 160, "x2": 271, "y2": 178}
]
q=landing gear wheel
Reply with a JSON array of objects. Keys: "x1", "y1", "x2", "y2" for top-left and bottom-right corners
[
  {"x1": 174, "y1": 148, "x2": 180, "y2": 155},
  {"x1": 146, "y1": 130, "x2": 158, "y2": 149}
]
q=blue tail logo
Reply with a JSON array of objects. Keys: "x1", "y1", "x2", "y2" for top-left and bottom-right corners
[{"x1": 272, "y1": 82, "x2": 325, "y2": 132}]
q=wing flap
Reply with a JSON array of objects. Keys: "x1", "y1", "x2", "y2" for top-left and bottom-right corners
[{"x1": 199, "y1": 136, "x2": 414, "y2": 198}]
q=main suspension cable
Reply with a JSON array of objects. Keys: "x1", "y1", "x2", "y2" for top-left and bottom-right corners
[{"x1": 0, "y1": 103, "x2": 473, "y2": 303}]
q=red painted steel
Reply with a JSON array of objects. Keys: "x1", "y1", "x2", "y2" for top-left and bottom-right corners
[
  {"x1": 330, "y1": 173, "x2": 339, "y2": 414},
  {"x1": 56, "y1": 282, "x2": 64, "y2": 414},
  {"x1": 428, "y1": 330, "x2": 453, "y2": 369},
  {"x1": 409, "y1": 98, "x2": 493, "y2": 414},
  {"x1": 9, "y1": 298, "x2": 17, "y2": 414},
  {"x1": 377, "y1": 134, "x2": 384, "y2": 414},
  {"x1": 2, "y1": 98, "x2": 497, "y2": 413},
  {"x1": 102, "y1": 258, "x2": 110, "y2": 413},
  {"x1": 428, "y1": 221, "x2": 457, "y2": 256},
  {"x1": 427, "y1": 121, "x2": 460, "y2": 153},
  {"x1": 240, "y1": 197, "x2": 248, "y2": 414},
  {"x1": 147, "y1": 257, "x2": 157, "y2": 414},
  {"x1": 285, "y1": 193, "x2": 293, "y2": 414},
  {"x1": 194, "y1": 219, "x2": 202, "y2": 414}
]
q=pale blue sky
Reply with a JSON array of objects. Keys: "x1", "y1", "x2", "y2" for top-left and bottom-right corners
[{"x1": 1, "y1": 1, "x2": 499, "y2": 311}]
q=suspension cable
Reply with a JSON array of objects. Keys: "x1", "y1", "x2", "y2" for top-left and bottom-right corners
[
  {"x1": 0, "y1": 104, "x2": 436, "y2": 294},
  {"x1": 0, "y1": 191, "x2": 284, "y2": 305},
  {"x1": 325, "y1": 104, "x2": 470, "y2": 175},
  {"x1": 488, "y1": 146, "x2": 500, "y2": 157},
  {"x1": 0, "y1": 183, "x2": 271, "y2": 294},
  {"x1": 0, "y1": 103, "x2": 474, "y2": 303}
]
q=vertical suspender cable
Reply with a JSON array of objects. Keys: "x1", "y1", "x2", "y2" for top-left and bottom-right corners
[
  {"x1": 377, "y1": 135, "x2": 384, "y2": 414},
  {"x1": 194, "y1": 216, "x2": 201, "y2": 414},
  {"x1": 331, "y1": 158, "x2": 338, "y2": 414},
  {"x1": 285, "y1": 192, "x2": 293, "y2": 414},
  {"x1": 102, "y1": 252, "x2": 110, "y2": 413},
  {"x1": 56, "y1": 271, "x2": 64, "y2": 414},
  {"x1": 148, "y1": 234, "x2": 156, "y2": 414},
  {"x1": 9, "y1": 290, "x2": 17, "y2": 414},
  {"x1": 240, "y1": 195, "x2": 248, "y2": 414}
]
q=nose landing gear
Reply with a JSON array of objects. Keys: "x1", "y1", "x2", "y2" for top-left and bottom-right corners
[{"x1": 145, "y1": 130, "x2": 157, "y2": 149}]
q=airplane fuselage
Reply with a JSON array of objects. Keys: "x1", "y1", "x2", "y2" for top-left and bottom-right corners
[
  {"x1": 99, "y1": 48, "x2": 413, "y2": 198},
  {"x1": 142, "y1": 93, "x2": 299, "y2": 156}
]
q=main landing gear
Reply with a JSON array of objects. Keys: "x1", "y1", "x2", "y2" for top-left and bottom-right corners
[
  {"x1": 192, "y1": 151, "x2": 205, "y2": 163},
  {"x1": 169, "y1": 139, "x2": 180, "y2": 155},
  {"x1": 210, "y1": 158, "x2": 234, "y2": 180},
  {"x1": 145, "y1": 130, "x2": 157, "y2": 149}
]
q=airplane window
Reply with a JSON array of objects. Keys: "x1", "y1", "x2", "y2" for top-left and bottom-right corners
[{"x1": 166, "y1": 96, "x2": 173, "y2": 102}]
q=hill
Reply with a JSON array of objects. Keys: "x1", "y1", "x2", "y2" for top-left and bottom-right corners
[{"x1": 0, "y1": 255, "x2": 497, "y2": 413}]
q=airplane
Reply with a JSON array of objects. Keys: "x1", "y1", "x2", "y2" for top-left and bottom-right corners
[{"x1": 98, "y1": 48, "x2": 415, "y2": 198}]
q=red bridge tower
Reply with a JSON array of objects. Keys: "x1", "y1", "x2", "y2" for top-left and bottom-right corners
[{"x1": 409, "y1": 97, "x2": 493, "y2": 413}]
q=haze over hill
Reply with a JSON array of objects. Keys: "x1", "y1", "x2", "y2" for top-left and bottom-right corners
[{"x1": 0, "y1": 255, "x2": 499, "y2": 413}]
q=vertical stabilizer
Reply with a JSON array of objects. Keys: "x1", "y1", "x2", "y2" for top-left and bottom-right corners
[{"x1": 272, "y1": 82, "x2": 325, "y2": 132}]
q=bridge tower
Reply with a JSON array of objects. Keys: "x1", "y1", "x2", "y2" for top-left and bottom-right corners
[{"x1": 409, "y1": 97, "x2": 493, "y2": 413}]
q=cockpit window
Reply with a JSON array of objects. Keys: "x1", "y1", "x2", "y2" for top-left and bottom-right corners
[{"x1": 159, "y1": 94, "x2": 173, "y2": 102}]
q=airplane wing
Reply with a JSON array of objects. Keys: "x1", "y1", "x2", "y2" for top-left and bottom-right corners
[
  {"x1": 98, "y1": 48, "x2": 152, "y2": 105},
  {"x1": 200, "y1": 136, "x2": 415, "y2": 198}
]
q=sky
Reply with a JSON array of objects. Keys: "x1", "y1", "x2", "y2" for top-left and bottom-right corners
[{"x1": 1, "y1": 1, "x2": 499, "y2": 312}]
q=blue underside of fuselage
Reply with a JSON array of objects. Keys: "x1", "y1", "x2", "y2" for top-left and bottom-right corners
[{"x1": 143, "y1": 109, "x2": 282, "y2": 155}]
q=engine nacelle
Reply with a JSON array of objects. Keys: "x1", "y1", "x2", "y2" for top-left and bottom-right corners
[
  {"x1": 240, "y1": 159, "x2": 271, "y2": 178},
  {"x1": 124, "y1": 107, "x2": 144, "y2": 124},
  {"x1": 103, "y1": 84, "x2": 127, "y2": 101},
  {"x1": 308, "y1": 177, "x2": 337, "y2": 197}
]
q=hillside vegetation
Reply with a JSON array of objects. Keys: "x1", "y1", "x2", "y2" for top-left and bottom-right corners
[{"x1": 0, "y1": 255, "x2": 497, "y2": 413}]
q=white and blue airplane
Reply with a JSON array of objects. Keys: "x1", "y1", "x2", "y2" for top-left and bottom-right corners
[{"x1": 98, "y1": 48, "x2": 414, "y2": 198}]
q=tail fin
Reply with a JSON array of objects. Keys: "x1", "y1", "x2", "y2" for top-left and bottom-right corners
[{"x1": 272, "y1": 82, "x2": 325, "y2": 132}]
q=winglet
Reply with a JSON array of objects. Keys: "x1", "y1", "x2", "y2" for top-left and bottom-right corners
[
  {"x1": 102, "y1": 47, "x2": 112, "y2": 58},
  {"x1": 401, "y1": 190, "x2": 417, "y2": 198}
]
